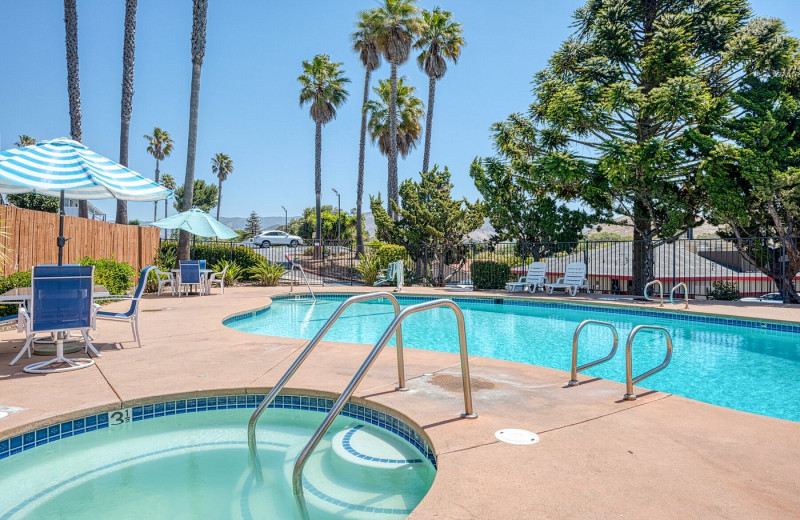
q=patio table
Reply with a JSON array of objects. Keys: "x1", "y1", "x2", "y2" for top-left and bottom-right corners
[
  {"x1": 171, "y1": 268, "x2": 213, "y2": 295},
  {"x1": 0, "y1": 285, "x2": 110, "y2": 355}
]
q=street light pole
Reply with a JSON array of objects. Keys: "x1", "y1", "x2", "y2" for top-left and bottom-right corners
[
  {"x1": 281, "y1": 205, "x2": 287, "y2": 231},
  {"x1": 331, "y1": 188, "x2": 341, "y2": 243}
]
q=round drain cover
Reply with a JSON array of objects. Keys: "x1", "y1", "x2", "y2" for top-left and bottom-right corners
[{"x1": 495, "y1": 429, "x2": 539, "y2": 445}]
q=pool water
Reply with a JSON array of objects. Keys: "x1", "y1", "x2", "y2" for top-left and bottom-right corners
[
  {"x1": 226, "y1": 296, "x2": 800, "y2": 422},
  {"x1": 0, "y1": 407, "x2": 435, "y2": 520}
]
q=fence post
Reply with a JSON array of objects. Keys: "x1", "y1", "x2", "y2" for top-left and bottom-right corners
[
  {"x1": 781, "y1": 236, "x2": 787, "y2": 303},
  {"x1": 672, "y1": 239, "x2": 676, "y2": 289}
]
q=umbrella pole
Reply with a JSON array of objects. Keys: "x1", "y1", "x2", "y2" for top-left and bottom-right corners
[{"x1": 57, "y1": 190, "x2": 66, "y2": 266}]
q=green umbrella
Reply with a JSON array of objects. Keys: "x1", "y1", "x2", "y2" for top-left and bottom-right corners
[{"x1": 150, "y1": 208, "x2": 237, "y2": 239}]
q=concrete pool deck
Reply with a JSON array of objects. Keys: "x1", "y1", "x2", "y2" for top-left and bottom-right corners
[{"x1": 0, "y1": 285, "x2": 798, "y2": 519}]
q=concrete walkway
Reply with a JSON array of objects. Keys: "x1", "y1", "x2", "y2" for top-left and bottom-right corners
[{"x1": 0, "y1": 286, "x2": 797, "y2": 519}]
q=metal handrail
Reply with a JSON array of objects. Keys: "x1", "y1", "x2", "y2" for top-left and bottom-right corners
[
  {"x1": 292, "y1": 298, "x2": 477, "y2": 504},
  {"x1": 670, "y1": 282, "x2": 689, "y2": 309},
  {"x1": 568, "y1": 320, "x2": 619, "y2": 387},
  {"x1": 624, "y1": 325, "x2": 673, "y2": 401},
  {"x1": 247, "y1": 292, "x2": 405, "y2": 477},
  {"x1": 643, "y1": 280, "x2": 664, "y2": 307},
  {"x1": 286, "y1": 254, "x2": 316, "y2": 302}
]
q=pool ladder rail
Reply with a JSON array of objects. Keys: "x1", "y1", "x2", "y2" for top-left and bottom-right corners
[
  {"x1": 247, "y1": 292, "x2": 477, "y2": 513},
  {"x1": 569, "y1": 320, "x2": 673, "y2": 401},
  {"x1": 644, "y1": 279, "x2": 689, "y2": 309},
  {"x1": 286, "y1": 254, "x2": 316, "y2": 303}
]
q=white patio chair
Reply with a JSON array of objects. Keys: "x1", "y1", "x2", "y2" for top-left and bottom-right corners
[
  {"x1": 177, "y1": 261, "x2": 203, "y2": 296},
  {"x1": 543, "y1": 262, "x2": 589, "y2": 296},
  {"x1": 506, "y1": 262, "x2": 547, "y2": 293},
  {"x1": 207, "y1": 265, "x2": 228, "y2": 295},
  {"x1": 96, "y1": 266, "x2": 154, "y2": 348},
  {"x1": 154, "y1": 267, "x2": 175, "y2": 296}
]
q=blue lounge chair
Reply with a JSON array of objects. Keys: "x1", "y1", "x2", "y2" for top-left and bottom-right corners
[
  {"x1": 12, "y1": 265, "x2": 99, "y2": 373},
  {"x1": 96, "y1": 266, "x2": 155, "y2": 348}
]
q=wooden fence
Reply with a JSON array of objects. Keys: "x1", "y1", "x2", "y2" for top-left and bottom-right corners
[{"x1": 0, "y1": 206, "x2": 160, "y2": 276}]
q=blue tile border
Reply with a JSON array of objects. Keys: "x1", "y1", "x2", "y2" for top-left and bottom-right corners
[
  {"x1": 0, "y1": 394, "x2": 436, "y2": 468},
  {"x1": 226, "y1": 292, "x2": 800, "y2": 335}
]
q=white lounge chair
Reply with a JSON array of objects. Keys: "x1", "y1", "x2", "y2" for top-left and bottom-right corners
[
  {"x1": 506, "y1": 262, "x2": 547, "y2": 293},
  {"x1": 96, "y1": 266, "x2": 154, "y2": 348},
  {"x1": 544, "y1": 262, "x2": 589, "y2": 296}
]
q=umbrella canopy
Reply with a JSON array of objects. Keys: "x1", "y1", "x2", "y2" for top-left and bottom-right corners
[
  {"x1": 151, "y1": 208, "x2": 238, "y2": 239},
  {"x1": 0, "y1": 137, "x2": 172, "y2": 264},
  {"x1": 0, "y1": 137, "x2": 171, "y2": 201}
]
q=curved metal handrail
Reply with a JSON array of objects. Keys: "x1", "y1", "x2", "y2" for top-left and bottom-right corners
[
  {"x1": 624, "y1": 325, "x2": 673, "y2": 401},
  {"x1": 643, "y1": 280, "x2": 664, "y2": 307},
  {"x1": 286, "y1": 254, "x2": 316, "y2": 302},
  {"x1": 670, "y1": 282, "x2": 689, "y2": 309},
  {"x1": 568, "y1": 320, "x2": 619, "y2": 387},
  {"x1": 247, "y1": 292, "x2": 404, "y2": 476},
  {"x1": 292, "y1": 299, "x2": 477, "y2": 504}
]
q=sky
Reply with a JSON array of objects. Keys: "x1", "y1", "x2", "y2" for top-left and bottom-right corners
[{"x1": 1, "y1": 0, "x2": 799, "y2": 223}]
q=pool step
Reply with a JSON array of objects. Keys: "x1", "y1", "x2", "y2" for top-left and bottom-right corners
[{"x1": 297, "y1": 425, "x2": 435, "y2": 517}]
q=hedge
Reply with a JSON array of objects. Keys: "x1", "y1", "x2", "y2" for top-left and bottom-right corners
[{"x1": 472, "y1": 260, "x2": 511, "y2": 290}]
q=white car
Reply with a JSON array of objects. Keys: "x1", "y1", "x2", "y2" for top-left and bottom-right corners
[
  {"x1": 250, "y1": 230, "x2": 303, "y2": 248},
  {"x1": 739, "y1": 293, "x2": 784, "y2": 303}
]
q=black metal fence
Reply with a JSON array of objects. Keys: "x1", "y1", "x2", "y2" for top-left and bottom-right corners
[{"x1": 162, "y1": 237, "x2": 799, "y2": 299}]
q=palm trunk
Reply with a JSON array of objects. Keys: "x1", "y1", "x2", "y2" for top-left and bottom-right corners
[
  {"x1": 116, "y1": 0, "x2": 137, "y2": 225},
  {"x1": 356, "y1": 69, "x2": 371, "y2": 255},
  {"x1": 387, "y1": 63, "x2": 399, "y2": 219},
  {"x1": 64, "y1": 0, "x2": 87, "y2": 219},
  {"x1": 314, "y1": 121, "x2": 323, "y2": 259},
  {"x1": 216, "y1": 178, "x2": 222, "y2": 221},
  {"x1": 153, "y1": 159, "x2": 160, "y2": 223},
  {"x1": 178, "y1": 0, "x2": 207, "y2": 261},
  {"x1": 422, "y1": 75, "x2": 436, "y2": 174}
]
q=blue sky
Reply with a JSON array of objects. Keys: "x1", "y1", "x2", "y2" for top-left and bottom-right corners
[{"x1": 1, "y1": 0, "x2": 798, "y2": 222}]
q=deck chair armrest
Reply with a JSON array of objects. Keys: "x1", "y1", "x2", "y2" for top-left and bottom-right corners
[
  {"x1": 554, "y1": 277, "x2": 565, "y2": 284},
  {"x1": 17, "y1": 306, "x2": 30, "y2": 333}
]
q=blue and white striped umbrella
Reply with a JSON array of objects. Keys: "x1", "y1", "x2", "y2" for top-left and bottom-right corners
[{"x1": 0, "y1": 137, "x2": 171, "y2": 201}]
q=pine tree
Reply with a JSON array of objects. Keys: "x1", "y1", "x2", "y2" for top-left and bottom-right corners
[{"x1": 245, "y1": 211, "x2": 262, "y2": 238}]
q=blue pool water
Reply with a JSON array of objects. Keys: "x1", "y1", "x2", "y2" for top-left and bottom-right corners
[{"x1": 225, "y1": 295, "x2": 800, "y2": 422}]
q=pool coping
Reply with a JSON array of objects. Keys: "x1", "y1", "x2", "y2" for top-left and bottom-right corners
[
  {"x1": 0, "y1": 285, "x2": 797, "y2": 520},
  {"x1": 223, "y1": 292, "x2": 800, "y2": 334},
  {"x1": 0, "y1": 390, "x2": 437, "y2": 469}
]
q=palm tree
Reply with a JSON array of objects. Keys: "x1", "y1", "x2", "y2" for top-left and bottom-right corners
[
  {"x1": 373, "y1": 0, "x2": 420, "y2": 218},
  {"x1": 116, "y1": 0, "x2": 138, "y2": 225},
  {"x1": 366, "y1": 77, "x2": 424, "y2": 172},
  {"x1": 415, "y1": 7, "x2": 463, "y2": 174},
  {"x1": 64, "y1": 0, "x2": 88, "y2": 219},
  {"x1": 160, "y1": 173, "x2": 176, "y2": 239},
  {"x1": 298, "y1": 54, "x2": 350, "y2": 259},
  {"x1": 352, "y1": 9, "x2": 382, "y2": 254},
  {"x1": 144, "y1": 128, "x2": 174, "y2": 222},
  {"x1": 178, "y1": 0, "x2": 208, "y2": 261},
  {"x1": 15, "y1": 135, "x2": 36, "y2": 147},
  {"x1": 211, "y1": 153, "x2": 234, "y2": 221}
]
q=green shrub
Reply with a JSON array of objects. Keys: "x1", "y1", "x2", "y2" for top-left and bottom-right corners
[
  {"x1": 356, "y1": 254, "x2": 381, "y2": 286},
  {"x1": 246, "y1": 259, "x2": 285, "y2": 286},
  {"x1": 79, "y1": 256, "x2": 135, "y2": 295},
  {"x1": 156, "y1": 243, "x2": 177, "y2": 270},
  {"x1": 708, "y1": 280, "x2": 740, "y2": 301},
  {"x1": 0, "y1": 270, "x2": 31, "y2": 318},
  {"x1": 159, "y1": 242, "x2": 264, "y2": 280},
  {"x1": 211, "y1": 259, "x2": 243, "y2": 286},
  {"x1": 472, "y1": 260, "x2": 511, "y2": 290},
  {"x1": 374, "y1": 244, "x2": 407, "y2": 270}
]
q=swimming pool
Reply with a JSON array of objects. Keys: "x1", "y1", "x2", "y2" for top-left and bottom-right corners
[
  {"x1": 0, "y1": 394, "x2": 436, "y2": 519},
  {"x1": 225, "y1": 294, "x2": 800, "y2": 422}
]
